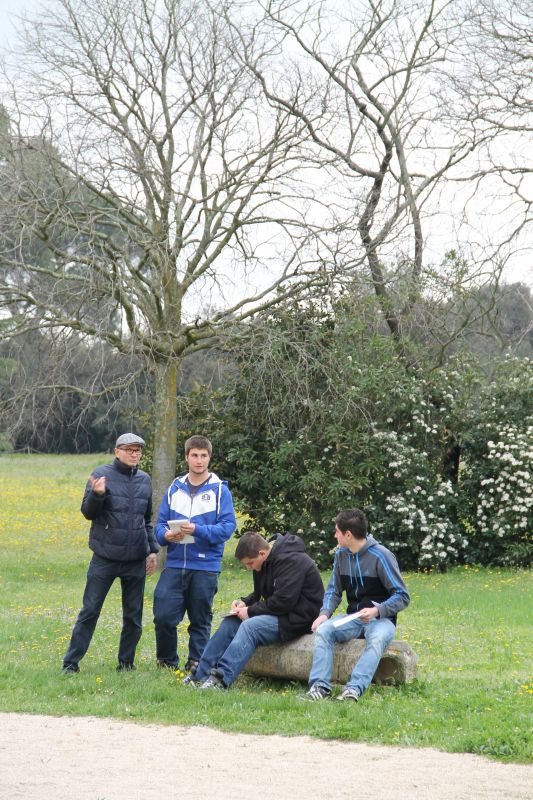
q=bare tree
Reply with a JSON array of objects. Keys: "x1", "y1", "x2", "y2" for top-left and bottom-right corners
[
  {"x1": 2, "y1": 0, "x2": 529, "y2": 502},
  {"x1": 452, "y1": 0, "x2": 533, "y2": 263},
  {"x1": 233, "y1": 0, "x2": 511, "y2": 360},
  {"x1": 0, "y1": 0, "x2": 333, "y2": 504}
]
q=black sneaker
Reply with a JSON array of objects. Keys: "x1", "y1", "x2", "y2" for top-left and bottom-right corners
[
  {"x1": 184, "y1": 659, "x2": 199, "y2": 675},
  {"x1": 61, "y1": 664, "x2": 80, "y2": 675},
  {"x1": 301, "y1": 683, "x2": 332, "y2": 701},
  {"x1": 116, "y1": 662, "x2": 136, "y2": 672},
  {"x1": 183, "y1": 660, "x2": 199, "y2": 684},
  {"x1": 157, "y1": 660, "x2": 178, "y2": 670},
  {"x1": 199, "y1": 673, "x2": 226, "y2": 690}
]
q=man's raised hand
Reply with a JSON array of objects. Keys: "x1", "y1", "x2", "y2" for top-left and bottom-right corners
[{"x1": 89, "y1": 475, "x2": 106, "y2": 496}]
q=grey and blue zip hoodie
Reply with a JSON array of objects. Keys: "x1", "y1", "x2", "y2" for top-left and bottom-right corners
[
  {"x1": 321, "y1": 535, "x2": 410, "y2": 625},
  {"x1": 155, "y1": 472, "x2": 236, "y2": 573}
]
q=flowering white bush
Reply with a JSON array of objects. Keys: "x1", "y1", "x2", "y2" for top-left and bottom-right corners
[
  {"x1": 474, "y1": 424, "x2": 533, "y2": 555},
  {"x1": 369, "y1": 430, "x2": 466, "y2": 569},
  {"x1": 170, "y1": 309, "x2": 531, "y2": 569},
  {"x1": 459, "y1": 357, "x2": 533, "y2": 566}
]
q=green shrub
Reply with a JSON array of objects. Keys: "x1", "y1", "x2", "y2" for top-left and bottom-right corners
[{"x1": 142, "y1": 312, "x2": 532, "y2": 570}]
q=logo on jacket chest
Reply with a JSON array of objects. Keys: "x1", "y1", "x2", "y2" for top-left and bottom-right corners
[{"x1": 170, "y1": 488, "x2": 216, "y2": 516}]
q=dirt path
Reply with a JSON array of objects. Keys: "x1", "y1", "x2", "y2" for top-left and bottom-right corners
[{"x1": 1, "y1": 713, "x2": 531, "y2": 800}]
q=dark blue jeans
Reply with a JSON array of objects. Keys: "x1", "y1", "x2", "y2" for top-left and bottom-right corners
[
  {"x1": 195, "y1": 614, "x2": 281, "y2": 686},
  {"x1": 153, "y1": 567, "x2": 219, "y2": 667},
  {"x1": 63, "y1": 554, "x2": 146, "y2": 669}
]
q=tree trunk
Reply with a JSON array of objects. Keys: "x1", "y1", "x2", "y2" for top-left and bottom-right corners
[{"x1": 151, "y1": 358, "x2": 179, "y2": 568}]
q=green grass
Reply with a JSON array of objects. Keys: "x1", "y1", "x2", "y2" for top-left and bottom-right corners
[{"x1": 0, "y1": 453, "x2": 531, "y2": 762}]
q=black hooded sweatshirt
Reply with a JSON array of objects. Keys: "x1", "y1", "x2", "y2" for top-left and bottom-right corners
[{"x1": 242, "y1": 533, "x2": 324, "y2": 642}]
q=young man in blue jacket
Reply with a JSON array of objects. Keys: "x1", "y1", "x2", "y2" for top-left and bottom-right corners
[
  {"x1": 303, "y1": 508, "x2": 410, "y2": 701},
  {"x1": 153, "y1": 435, "x2": 237, "y2": 675},
  {"x1": 62, "y1": 433, "x2": 159, "y2": 673}
]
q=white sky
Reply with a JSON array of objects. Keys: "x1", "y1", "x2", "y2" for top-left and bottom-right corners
[
  {"x1": 0, "y1": 0, "x2": 531, "y2": 289},
  {"x1": 0, "y1": 0, "x2": 42, "y2": 47}
]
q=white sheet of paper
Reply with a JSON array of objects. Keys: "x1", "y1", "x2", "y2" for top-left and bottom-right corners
[
  {"x1": 167, "y1": 519, "x2": 195, "y2": 545},
  {"x1": 167, "y1": 519, "x2": 185, "y2": 532},
  {"x1": 331, "y1": 611, "x2": 363, "y2": 628}
]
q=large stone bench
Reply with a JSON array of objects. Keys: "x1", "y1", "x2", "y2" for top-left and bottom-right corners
[{"x1": 245, "y1": 635, "x2": 417, "y2": 685}]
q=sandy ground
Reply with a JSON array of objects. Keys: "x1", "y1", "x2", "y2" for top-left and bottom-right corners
[{"x1": 1, "y1": 713, "x2": 531, "y2": 800}]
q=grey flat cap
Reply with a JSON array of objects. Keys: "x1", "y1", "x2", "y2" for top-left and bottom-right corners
[{"x1": 115, "y1": 432, "x2": 146, "y2": 448}]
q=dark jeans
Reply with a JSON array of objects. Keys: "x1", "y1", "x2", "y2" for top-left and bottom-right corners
[
  {"x1": 153, "y1": 567, "x2": 219, "y2": 666},
  {"x1": 63, "y1": 554, "x2": 146, "y2": 669}
]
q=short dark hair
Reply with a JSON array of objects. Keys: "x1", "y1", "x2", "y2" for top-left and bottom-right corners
[
  {"x1": 184, "y1": 435, "x2": 212, "y2": 457},
  {"x1": 335, "y1": 508, "x2": 368, "y2": 539},
  {"x1": 235, "y1": 531, "x2": 269, "y2": 560}
]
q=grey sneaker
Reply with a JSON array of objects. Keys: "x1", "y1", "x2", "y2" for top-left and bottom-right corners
[
  {"x1": 183, "y1": 673, "x2": 200, "y2": 687},
  {"x1": 199, "y1": 673, "x2": 226, "y2": 690},
  {"x1": 301, "y1": 684, "x2": 332, "y2": 701},
  {"x1": 337, "y1": 687, "x2": 360, "y2": 701}
]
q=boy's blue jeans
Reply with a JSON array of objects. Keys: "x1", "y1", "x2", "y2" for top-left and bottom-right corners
[
  {"x1": 153, "y1": 567, "x2": 219, "y2": 666},
  {"x1": 195, "y1": 614, "x2": 280, "y2": 686},
  {"x1": 308, "y1": 615, "x2": 395, "y2": 696}
]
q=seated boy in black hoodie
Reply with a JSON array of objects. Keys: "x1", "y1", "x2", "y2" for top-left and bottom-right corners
[{"x1": 190, "y1": 530, "x2": 324, "y2": 689}]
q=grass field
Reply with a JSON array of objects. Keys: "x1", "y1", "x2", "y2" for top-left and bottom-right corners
[{"x1": 0, "y1": 453, "x2": 531, "y2": 763}]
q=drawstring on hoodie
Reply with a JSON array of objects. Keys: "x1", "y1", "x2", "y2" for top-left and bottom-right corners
[
  {"x1": 345, "y1": 550, "x2": 364, "y2": 587},
  {"x1": 355, "y1": 553, "x2": 364, "y2": 585},
  {"x1": 345, "y1": 551, "x2": 365, "y2": 602},
  {"x1": 347, "y1": 551, "x2": 356, "y2": 590},
  {"x1": 217, "y1": 481, "x2": 222, "y2": 516}
]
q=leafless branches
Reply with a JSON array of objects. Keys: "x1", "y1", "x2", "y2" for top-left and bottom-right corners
[
  {"x1": 0, "y1": 0, "x2": 531, "y2": 488},
  {"x1": 0, "y1": 0, "x2": 339, "y2": 494},
  {"x1": 225, "y1": 0, "x2": 503, "y2": 356}
]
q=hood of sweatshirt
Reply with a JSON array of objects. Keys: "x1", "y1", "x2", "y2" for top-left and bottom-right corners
[
  {"x1": 267, "y1": 532, "x2": 307, "y2": 559},
  {"x1": 337, "y1": 534, "x2": 380, "y2": 557}
]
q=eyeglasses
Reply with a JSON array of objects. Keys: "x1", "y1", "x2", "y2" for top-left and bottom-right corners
[{"x1": 121, "y1": 447, "x2": 143, "y2": 454}]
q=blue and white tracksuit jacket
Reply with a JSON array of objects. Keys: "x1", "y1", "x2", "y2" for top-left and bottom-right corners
[
  {"x1": 155, "y1": 472, "x2": 237, "y2": 572},
  {"x1": 321, "y1": 535, "x2": 410, "y2": 625}
]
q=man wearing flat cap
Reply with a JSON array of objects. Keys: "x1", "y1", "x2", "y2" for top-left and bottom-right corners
[{"x1": 62, "y1": 433, "x2": 159, "y2": 673}]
